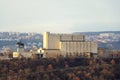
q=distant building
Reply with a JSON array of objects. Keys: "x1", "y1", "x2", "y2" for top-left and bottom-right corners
[
  {"x1": 13, "y1": 41, "x2": 43, "y2": 59},
  {"x1": 98, "y1": 48, "x2": 120, "y2": 58},
  {"x1": 100, "y1": 33, "x2": 114, "y2": 37},
  {"x1": 98, "y1": 48, "x2": 110, "y2": 58},
  {"x1": 42, "y1": 32, "x2": 98, "y2": 58}
]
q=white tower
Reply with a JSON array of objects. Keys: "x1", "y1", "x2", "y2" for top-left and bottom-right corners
[{"x1": 16, "y1": 41, "x2": 24, "y2": 54}]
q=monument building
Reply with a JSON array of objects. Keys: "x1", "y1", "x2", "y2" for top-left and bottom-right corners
[{"x1": 41, "y1": 32, "x2": 98, "y2": 58}]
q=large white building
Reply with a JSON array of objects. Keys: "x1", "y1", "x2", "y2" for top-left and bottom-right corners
[{"x1": 41, "y1": 32, "x2": 98, "y2": 58}]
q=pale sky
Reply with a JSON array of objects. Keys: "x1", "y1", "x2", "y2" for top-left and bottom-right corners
[{"x1": 0, "y1": 0, "x2": 120, "y2": 33}]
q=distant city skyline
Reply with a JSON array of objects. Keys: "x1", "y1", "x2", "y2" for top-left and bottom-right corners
[{"x1": 0, "y1": 0, "x2": 120, "y2": 33}]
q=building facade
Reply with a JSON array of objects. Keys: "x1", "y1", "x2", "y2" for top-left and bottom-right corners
[{"x1": 42, "y1": 32, "x2": 98, "y2": 58}]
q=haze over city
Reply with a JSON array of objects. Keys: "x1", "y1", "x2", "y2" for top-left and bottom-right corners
[{"x1": 0, "y1": 0, "x2": 120, "y2": 33}]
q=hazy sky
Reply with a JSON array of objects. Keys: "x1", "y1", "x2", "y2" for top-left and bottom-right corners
[{"x1": 0, "y1": 0, "x2": 120, "y2": 33}]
